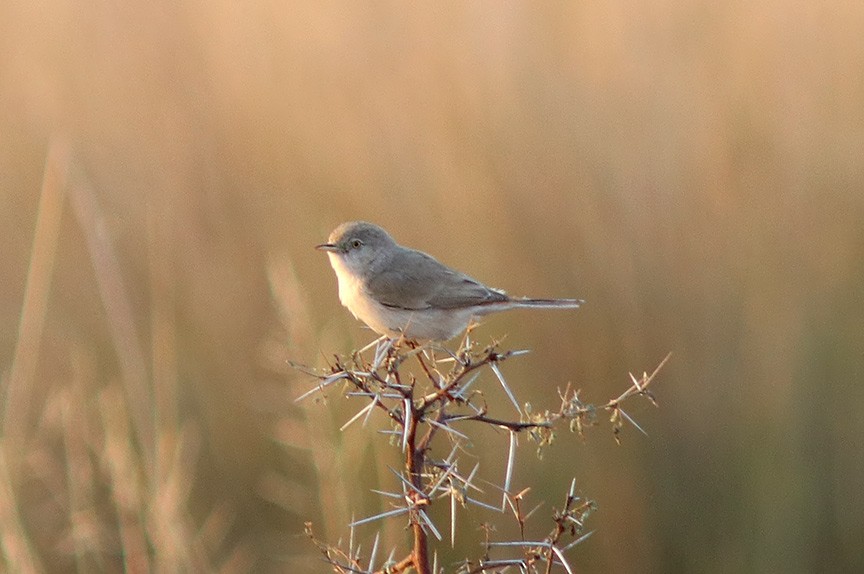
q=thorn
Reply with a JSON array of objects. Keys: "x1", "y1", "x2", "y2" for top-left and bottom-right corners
[
  {"x1": 368, "y1": 532, "x2": 380, "y2": 571},
  {"x1": 490, "y1": 362, "x2": 520, "y2": 414},
  {"x1": 618, "y1": 408, "x2": 648, "y2": 437},
  {"x1": 502, "y1": 431, "x2": 517, "y2": 510}
]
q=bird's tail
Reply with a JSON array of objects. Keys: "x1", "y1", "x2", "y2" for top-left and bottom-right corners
[{"x1": 511, "y1": 297, "x2": 584, "y2": 309}]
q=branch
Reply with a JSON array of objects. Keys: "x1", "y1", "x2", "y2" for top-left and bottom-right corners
[{"x1": 292, "y1": 340, "x2": 670, "y2": 572}]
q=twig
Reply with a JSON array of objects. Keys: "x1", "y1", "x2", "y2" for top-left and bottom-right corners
[{"x1": 293, "y1": 340, "x2": 669, "y2": 572}]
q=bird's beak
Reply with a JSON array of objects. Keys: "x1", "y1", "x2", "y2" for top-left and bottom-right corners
[{"x1": 315, "y1": 243, "x2": 339, "y2": 252}]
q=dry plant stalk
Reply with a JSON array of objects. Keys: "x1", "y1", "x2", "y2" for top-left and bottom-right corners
[
  {"x1": 0, "y1": 141, "x2": 251, "y2": 573},
  {"x1": 295, "y1": 334, "x2": 669, "y2": 574}
]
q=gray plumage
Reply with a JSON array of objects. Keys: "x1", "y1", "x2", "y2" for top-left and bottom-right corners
[{"x1": 317, "y1": 221, "x2": 582, "y2": 340}]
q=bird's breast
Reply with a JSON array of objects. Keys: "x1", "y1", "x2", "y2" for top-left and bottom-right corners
[{"x1": 328, "y1": 254, "x2": 363, "y2": 312}]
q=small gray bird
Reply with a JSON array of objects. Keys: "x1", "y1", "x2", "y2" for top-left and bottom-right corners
[{"x1": 317, "y1": 221, "x2": 583, "y2": 341}]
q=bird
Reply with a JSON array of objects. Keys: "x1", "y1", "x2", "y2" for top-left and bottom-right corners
[{"x1": 316, "y1": 221, "x2": 583, "y2": 341}]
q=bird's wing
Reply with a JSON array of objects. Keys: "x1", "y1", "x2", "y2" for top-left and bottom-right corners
[{"x1": 365, "y1": 249, "x2": 507, "y2": 310}]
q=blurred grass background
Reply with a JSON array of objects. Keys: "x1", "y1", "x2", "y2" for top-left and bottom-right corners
[{"x1": 2, "y1": 1, "x2": 863, "y2": 572}]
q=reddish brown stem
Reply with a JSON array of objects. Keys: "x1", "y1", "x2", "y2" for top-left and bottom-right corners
[{"x1": 404, "y1": 401, "x2": 431, "y2": 574}]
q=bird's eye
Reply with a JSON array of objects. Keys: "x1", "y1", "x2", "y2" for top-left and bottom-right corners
[{"x1": 350, "y1": 239, "x2": 363, "y2": 249}]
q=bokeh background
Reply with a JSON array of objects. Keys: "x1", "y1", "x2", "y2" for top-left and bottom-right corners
[{"x1": 2, "y1": 1, "x2": 863, "y2": 572}]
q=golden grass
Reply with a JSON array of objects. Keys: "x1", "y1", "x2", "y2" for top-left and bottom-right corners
[{"x1": 1, "y1": 1, "x2": 863, "y2": 571}]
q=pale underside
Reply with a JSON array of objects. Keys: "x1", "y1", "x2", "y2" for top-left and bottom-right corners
[{"x1": 328, "y1": 249, "x2": 579, "y2": 340}]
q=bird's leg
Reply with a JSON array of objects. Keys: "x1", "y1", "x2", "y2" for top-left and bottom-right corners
[{"x1": 413, "y1": 343, "x2": 445, "y2": 389}]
